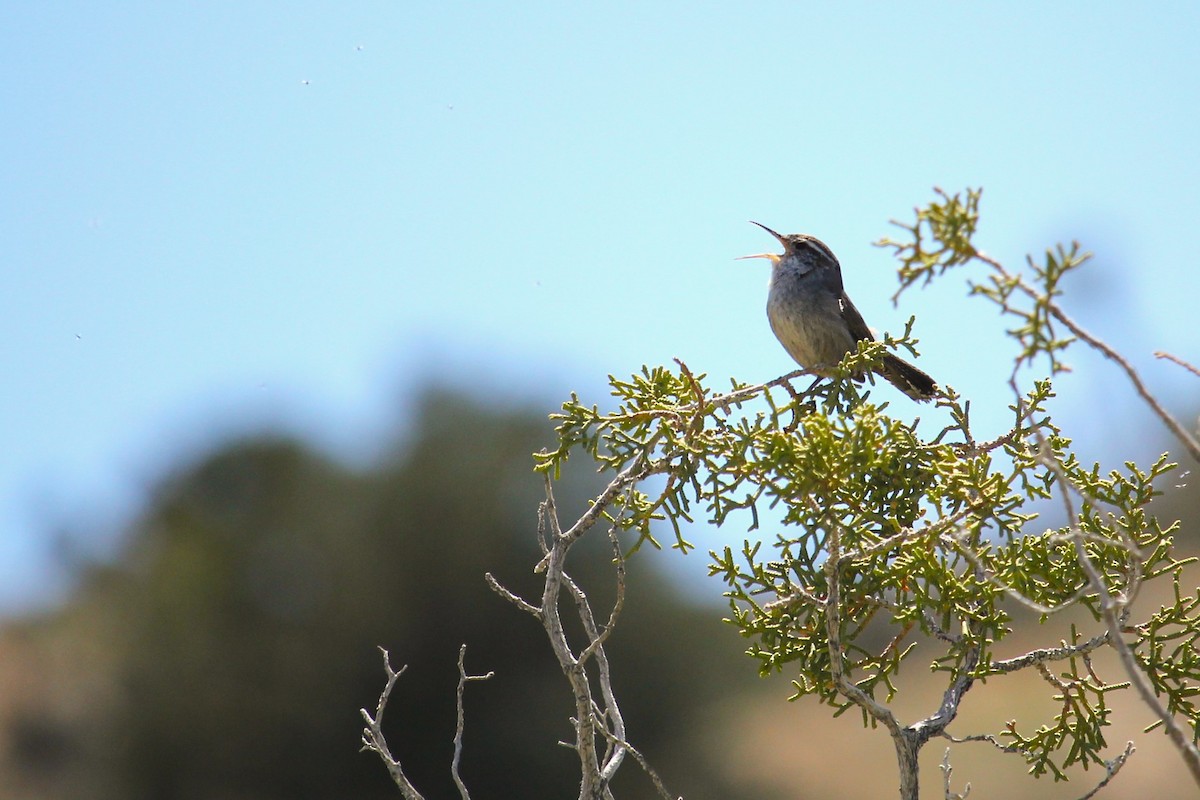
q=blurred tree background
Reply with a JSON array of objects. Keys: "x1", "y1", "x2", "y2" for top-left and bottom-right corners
[
  {"x1": 0, "y1": 387, "x2": 759, "y2": 800},
  {"x1": 0, "y1": 382, "x2": 1196, "y2": 799}
]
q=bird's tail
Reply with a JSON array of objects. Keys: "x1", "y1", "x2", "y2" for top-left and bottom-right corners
[{"x1": 879, "y1": 354, "x2": 938, "y2": 402}]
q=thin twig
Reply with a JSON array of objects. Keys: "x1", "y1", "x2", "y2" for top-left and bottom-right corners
[
  {"x1": 1155, "y1": 350, "x2": 1200, "y2": 379},
  {"x1": 1074, "y1": 741, "x2": 1135, "y2": 800},
  {"x1": 940, "y1": 730, "x2": 1021, "y2": 753},
  {"x1": 452, "y1": 645, "x2": 494, "y2": 800},
  {"x1": 593, "y1": 724, "x2": 681, "y2": 800},
  {"x1": 536, "y1": 459, "x2": 661, "y2": 573},
  {"x1": 977, "y1": 247, "x2": 1199, "y2": 461},
  {"x1": 988, "y1": 632, "x2": 1111, "y2": 674},
  {"x1": 940, "y1": 748, "x2": 970, "y2": 800},
  {"x1": 562, "y1": 539, "x2": 628, "y2": 782},
  {"x1": 1046, "y1": 303, "x2": 1200, "y2": 461},
  {"x1": 359, "y1": 648, "x2": 425, "y2": 800},
  {"x1": 709, "y1": 368, "x2": 814, "y2": 413},
  {"x1": 536, "y1": 477, "x2": 614, "y2": 799},
  {"x1": 485, "y1": 572, "x2": 542, "y2": 617}
]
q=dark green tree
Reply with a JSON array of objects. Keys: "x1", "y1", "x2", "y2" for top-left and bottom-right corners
[{"x1": 6, "y1": 390, "x2": 750, "y2": 800}]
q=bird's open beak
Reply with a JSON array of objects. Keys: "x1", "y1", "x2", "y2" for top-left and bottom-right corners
[
  {"x1": 748, "y1": 220, "x2": 786, "y2": 243},
  {"x1": 738, "y1": 220, "x2": 785, "y2": 263}
]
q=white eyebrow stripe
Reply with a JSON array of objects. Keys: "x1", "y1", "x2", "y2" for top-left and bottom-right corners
[{"x1": 797, "y1": 236, "x2": 839, "y2": 265}]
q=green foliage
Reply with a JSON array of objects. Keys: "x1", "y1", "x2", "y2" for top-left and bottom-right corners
[
  {"x1": 878, "y1": 186, "x2": 983, "y2": 297},
  {"x1": 1136, "y1": 577, "x2": 1200, "y2": 733},
  {"x1": 999, "y1": 627, "x2": 1128, "y2": 781},
  {"x1": 539, "y1": 188, "x2": 1198, "y2": 785},
  {"x1": 879, "y1": 187, "x2": 1092, "y2": 376}
]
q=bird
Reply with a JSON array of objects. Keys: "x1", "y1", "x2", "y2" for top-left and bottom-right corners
[{"x1": 738, "y1": 221, "x2": 938, "y2": 401}]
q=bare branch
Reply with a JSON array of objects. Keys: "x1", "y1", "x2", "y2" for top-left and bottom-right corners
[
  {"x1": 940, "y1": 730, "x2": 1020, "y2": 753},
  {"x1": 484, "y1": 572, "x2": 541, "y2": 617},
  {"x1": 939, "y1": 748, "x2": 970, "y2": 800},
  {"x1": 452, "y1": 645, "x2": 493, "y2": 800},
  {"x1": 1034, "y1": 661, "x2": 1070, "y2": 693},
  {"x1": 989, "y1": 633, "x2": 1111, "y2": 674},
  {"x1": 535, "y1": 477, "x2": 615, "y2": 799},
  {"x1": 1155, "y1": 350, "x2": 1200, "y2": 379},
  {"x1": 359, "y1": 648, "x2": 425, "y2": 800},
  {"x1": 709, "y1": 367, "x2": 816, "y2": 413},
  {"x1": 572, "y1": 529, "x2": 629, "y2": 782},
  {"x1": 979, "y1": 245, "x2": 1200, "y2": 461},
  {"x1": 594, "y1": 724, "x2": 681, "y2": 800},
  {"x1": 1073, "y1": 741, "x2": 1135, "y2": 800},
  {"x1": 1042, "y1": 301, "x2": 1200, "y2": 462},
  {"x1": 536, "y1": 460, "x2": 661, "y2": 574},
  {"x1": 572, "y1": 532, "x2": 625, "y2": 666},
  {"x1": 941, "y1": 727, "x2": 1137, "y2": 798}
]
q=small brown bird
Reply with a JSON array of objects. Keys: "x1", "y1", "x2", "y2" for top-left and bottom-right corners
[{"x1": 739, "y1": 221, "x2": 937, "y2": 401}]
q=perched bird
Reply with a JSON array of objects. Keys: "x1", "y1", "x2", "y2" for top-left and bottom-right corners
[{"x1": 739, "y1": 221, "x2": 937, "y2": 401}]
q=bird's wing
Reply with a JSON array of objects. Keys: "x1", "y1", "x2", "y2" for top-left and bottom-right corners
[{"x1": 838, "y1": 292, "x2": 876, "y2": 344}]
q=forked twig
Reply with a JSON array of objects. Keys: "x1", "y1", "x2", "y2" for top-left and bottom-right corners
[{"x1": 453, "y1": 645, "x2": 494, "y2": 800}]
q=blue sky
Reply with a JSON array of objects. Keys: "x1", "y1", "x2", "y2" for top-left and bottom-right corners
[{"x1": 4, "y1": 3, "x2": 1199, "y2": 612}]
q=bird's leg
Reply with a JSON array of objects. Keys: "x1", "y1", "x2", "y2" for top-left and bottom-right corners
[{"x1": 781, "y1": 377, "x2": 821, "y2": 433}]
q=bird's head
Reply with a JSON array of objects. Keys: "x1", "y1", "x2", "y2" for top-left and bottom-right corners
[{"x1": 737, "y1": 222, "x2": 839, "y2": 272}]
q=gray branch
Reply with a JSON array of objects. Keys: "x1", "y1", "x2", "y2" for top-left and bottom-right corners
[
  {"x1": 453, "y1": 645, "x2": 494, "y2": 800},
  {"x1": 359, "y1": 649, "x2": 425, "y2": 800}
]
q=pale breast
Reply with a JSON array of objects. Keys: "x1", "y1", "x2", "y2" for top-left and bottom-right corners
[{"x1": 766, "y1": 272, "x2": 856, "y2": 369}]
